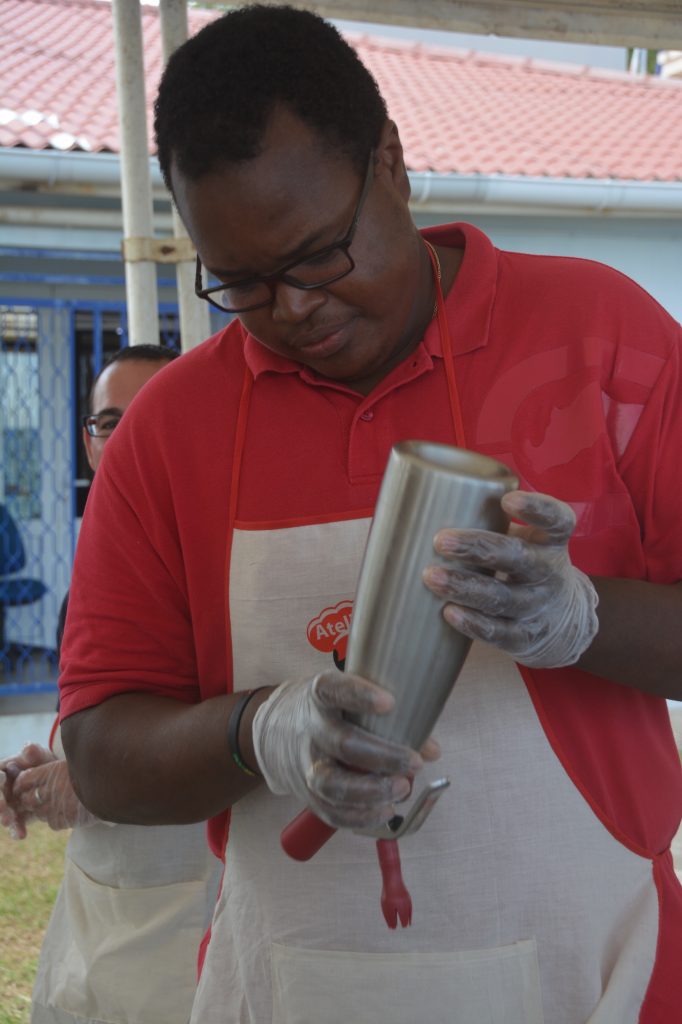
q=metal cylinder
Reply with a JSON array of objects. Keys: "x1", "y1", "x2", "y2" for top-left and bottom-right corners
[{"x1": 345, "y1": 441, "x2": 518, "y2": 750}]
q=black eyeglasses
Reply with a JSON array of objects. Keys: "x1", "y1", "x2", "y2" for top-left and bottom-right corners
[
  {"x1": 82, "y1": 413, "x2": 121, "y2": 438},
  {"x1": 195, "y1": 151, "x2": 375, "y2": 314}
]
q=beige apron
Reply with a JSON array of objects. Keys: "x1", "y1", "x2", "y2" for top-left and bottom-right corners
[
  {"x1": 31, "y1": 734, "x2": 221, "y2": 1024},
  {"x1": 191, "y1": 270, "x2": 660, "y2": 1023},
  {"x1": 190, "y1": 515, "x2": 658, "y2": 1024}
]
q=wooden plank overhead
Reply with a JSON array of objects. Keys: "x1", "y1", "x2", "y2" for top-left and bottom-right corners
[{"x1": 208, "y1": 1, "x2": 682, "y2": 49}]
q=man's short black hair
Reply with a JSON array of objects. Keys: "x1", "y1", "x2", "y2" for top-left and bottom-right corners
[
  {"x1": 154, "y1": 4, "x2": 388, "y2": 192},
  {"x1": 89, "y1": 343, "x2": 178, "y2": 412}
]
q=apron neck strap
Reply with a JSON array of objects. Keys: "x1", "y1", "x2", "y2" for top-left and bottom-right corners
[{"x1": 424, "y1": 239, "x2": 467, "y2": 449}]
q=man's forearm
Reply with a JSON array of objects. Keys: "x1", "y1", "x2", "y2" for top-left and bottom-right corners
[
  {"x1": 576, "y1": 578, "x2": 682, "y2": 698},
  {"x1": 61, "y1": 689, "x2": 272, "y2": 824}
]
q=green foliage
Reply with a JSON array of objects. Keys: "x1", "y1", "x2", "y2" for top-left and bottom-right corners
[
  {"x1": 626, "y1": 47, "x2": 660, "y2": 74},
  {"x1": 0, "y1": 824, "x2": 67, "y2": 1024}
]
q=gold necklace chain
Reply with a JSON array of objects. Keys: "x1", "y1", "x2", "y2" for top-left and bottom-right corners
[{"x1": 423, "y1": 239, "x2": 442, "y2": 319}]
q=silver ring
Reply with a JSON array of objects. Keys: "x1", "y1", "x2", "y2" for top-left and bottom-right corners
[{"x1": 34, "y1": 787, "x2": 43, "y2": 806}]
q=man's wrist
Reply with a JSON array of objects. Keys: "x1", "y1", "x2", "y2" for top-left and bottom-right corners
[{"x1": 234, "y1": 687, "x2": 275, "y2": 777}]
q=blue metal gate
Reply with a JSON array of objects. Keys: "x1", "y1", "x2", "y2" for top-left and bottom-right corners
[{"x1": 0, "y1": 297, "x2": 180, "y2": 697}]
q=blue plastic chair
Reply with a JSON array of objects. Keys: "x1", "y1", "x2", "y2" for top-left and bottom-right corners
[{"x1": 0, "y1": 503, "x2": 48, "y2": 657}]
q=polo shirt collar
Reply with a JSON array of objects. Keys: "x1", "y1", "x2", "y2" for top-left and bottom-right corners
[{"x1": 243, "y1": 331, "x2": 300, "y2": 378}]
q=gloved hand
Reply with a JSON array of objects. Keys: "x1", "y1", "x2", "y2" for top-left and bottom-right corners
[
  {"x1": 252, "y1": 670, "x2": 438, "y2": 830},
  {"x1": 0, "y1": 744, "x2": 99, "y2": 837},
  {"x1": 0, "y1": 763, "x2": 25, "y2": 839},
  {"x1": 423, "y1": 489, "x2": 599, "y2": 669}
]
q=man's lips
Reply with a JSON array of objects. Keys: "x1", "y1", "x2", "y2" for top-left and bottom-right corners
[{"x1": 291, "y1": 323, "x2": 350, "y2": 359}]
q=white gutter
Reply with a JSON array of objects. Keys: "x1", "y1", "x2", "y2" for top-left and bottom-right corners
[
  {"x1": 0, "y1": 148, "x2": 166, "y2": 190},
  {"x1": 408, "y1": 172, "x2": 682, "y2": 216},
  {"x1": 2, "y1": 148, "x2": 682, "y2": 217},
  {"x1": 0, "y1": 206, "x2": 173, "y2": 231}
]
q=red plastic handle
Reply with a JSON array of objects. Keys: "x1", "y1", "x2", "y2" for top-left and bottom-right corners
[
  {"x1": 376, "y1": 838, "x2": 412, "y2": 928},
  {"x1": 280, "y1": 809, "x2": 337, "y2": 861}
]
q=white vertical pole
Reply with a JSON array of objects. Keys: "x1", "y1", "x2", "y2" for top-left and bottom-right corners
[
  {"x1": 159, "y1": 0, "x2": 212, "y2": 352},
  {"x1": 111, "y1": 0, "x2": 159, "y2": 346}
]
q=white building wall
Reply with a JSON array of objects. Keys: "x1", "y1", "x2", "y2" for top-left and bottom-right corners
[{"x1": 414, "y1": 212, "x2": 682, "y2": 322}]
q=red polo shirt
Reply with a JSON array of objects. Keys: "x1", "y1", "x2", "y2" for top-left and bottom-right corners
[{"x1": 60, "y1": 222, "x2": 682, "y2": 864}]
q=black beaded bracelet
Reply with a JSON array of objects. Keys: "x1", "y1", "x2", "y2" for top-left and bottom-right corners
[{"x1": 227, "y1": 688, "x2": 266, "y2": 778}]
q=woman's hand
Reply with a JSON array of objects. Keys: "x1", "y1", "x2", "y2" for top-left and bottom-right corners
[{"x1": 1, "y1": 743, "x2": 99, "y2": 835}]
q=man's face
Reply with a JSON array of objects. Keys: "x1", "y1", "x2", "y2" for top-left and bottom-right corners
[
  {"x1": 172, "y1": 108, "x2": 430, "y2": 395},
  {"x1": 84, "y1": 358, "x2": 171, "y2": 472}
]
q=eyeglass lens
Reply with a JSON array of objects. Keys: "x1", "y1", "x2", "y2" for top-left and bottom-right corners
[
  {"x1": 86, "y1": 414, "x2": 121, "y2": 437},
  {"x1": 217, "y1": 247, "x2": 354, "y2": 313}
]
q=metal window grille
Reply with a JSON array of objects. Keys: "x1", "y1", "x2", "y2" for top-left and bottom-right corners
[{"x1": 0, "y1": 298, "x2": 180, "y2": 698}]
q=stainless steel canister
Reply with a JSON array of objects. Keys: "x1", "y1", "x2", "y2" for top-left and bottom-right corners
[{"x1": 345, "y1": 441, "x2": 518, "y2": 750}]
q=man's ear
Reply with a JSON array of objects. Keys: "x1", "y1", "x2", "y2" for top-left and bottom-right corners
[{"x1": 375, "y1": 119, "x2": 411, "y2": 202}]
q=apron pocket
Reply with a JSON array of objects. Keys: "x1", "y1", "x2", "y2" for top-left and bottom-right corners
[
  {"x1": 271, "y1": 938, "x2": 544, "y2": 1024},
  {"x1": 33, "y1": 855, "x2": 208, "y2": 1024}
]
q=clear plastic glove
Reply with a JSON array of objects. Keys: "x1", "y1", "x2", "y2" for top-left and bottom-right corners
[
  {"x1": 0, "y1": 764, "x2": 25, "y2": 839},
  {"x1": 0, "y1": 744, "x2": 98, "y2": 837},
  {"x1": 252, "y1": 670, "x2": 438, "y2": 830},
  {"x1": 423, "y1": 489, "x2": 599, "y2": 669}
]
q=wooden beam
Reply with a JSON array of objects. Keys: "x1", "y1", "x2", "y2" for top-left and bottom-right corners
[{"x1": 240, "y1": 1, "x2": 682, "y2": 49}]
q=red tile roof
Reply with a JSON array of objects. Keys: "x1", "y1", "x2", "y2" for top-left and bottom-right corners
[{"x1": 2, "y1": 0, "x2": 682, "y2": 181}]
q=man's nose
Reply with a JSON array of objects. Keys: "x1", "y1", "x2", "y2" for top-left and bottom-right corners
[{"x1": 271, "y1": 281, "x2": 327, "y2": 323}]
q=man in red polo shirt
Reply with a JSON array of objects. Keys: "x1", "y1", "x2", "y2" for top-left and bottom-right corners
[{"x1": 60, "y1": 6, "x2": 682, "y2": 1022}]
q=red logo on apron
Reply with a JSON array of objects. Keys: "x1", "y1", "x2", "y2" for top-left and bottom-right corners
[{"x1": 307, "y1": 600, "x2": 353, "y2": 666}]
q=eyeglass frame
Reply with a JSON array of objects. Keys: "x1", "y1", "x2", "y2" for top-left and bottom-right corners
[
  {"x1": 82, "y1": 413, "x2": 122, "y2": 438},
  {"x1": 194, "y1": 150, "x2": 375, "y2": 314}
]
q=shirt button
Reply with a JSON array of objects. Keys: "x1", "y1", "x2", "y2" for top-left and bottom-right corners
[{"x1": 360, "y1": 409, "x2": 374, "y2": 422}]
